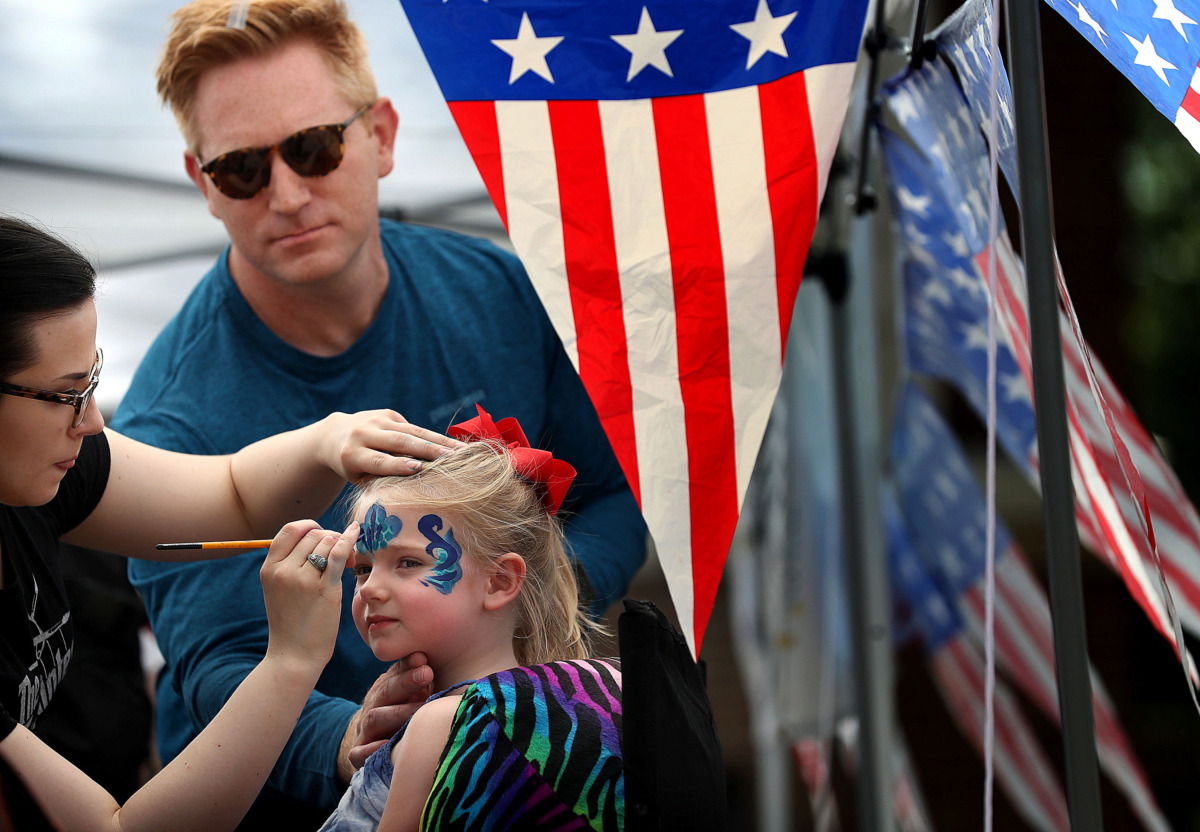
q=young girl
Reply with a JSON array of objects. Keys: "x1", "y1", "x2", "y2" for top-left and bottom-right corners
[{"x1": 321, "y1": 407, "x2": 625, "y2": 832}]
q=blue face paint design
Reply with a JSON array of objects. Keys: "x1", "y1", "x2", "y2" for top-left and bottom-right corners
[
  {"x1": 355, "y1": 503, "x2": 403, "y2": 560},
  {"x1": 418, "y1": 513, "x2": 463, "y2": 595}
]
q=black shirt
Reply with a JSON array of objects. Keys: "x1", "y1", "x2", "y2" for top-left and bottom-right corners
[{"x1": 0, "y1": 432, "x2": 110, "y2": 738}]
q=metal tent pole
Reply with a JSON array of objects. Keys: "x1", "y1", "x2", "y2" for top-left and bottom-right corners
[
  {"x1": 812, "y1": 221, "x2": 894, "y2": 832},
  {"x1": 1005, "y1": 0, "x2": 1105, "y2": 827}
]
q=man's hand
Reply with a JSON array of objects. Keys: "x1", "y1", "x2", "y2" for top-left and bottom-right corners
[{"x1": 337, "y1": 653, "x2": 433, "y2": 784}]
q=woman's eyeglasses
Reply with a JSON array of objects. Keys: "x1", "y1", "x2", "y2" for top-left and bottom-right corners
[
  {"x1": 198, "y1": 105, "x2": 370, "y2": 200},
  {"x1": 0, "y1": 349, "x2": 103, "y2": 428}
]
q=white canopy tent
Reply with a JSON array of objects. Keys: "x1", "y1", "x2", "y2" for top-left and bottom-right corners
[{"x1": 0, "y1": 0, "x2": 503, "y2": 413}]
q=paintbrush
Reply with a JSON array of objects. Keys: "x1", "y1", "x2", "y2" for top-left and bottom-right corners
[{"x1": 156, "y1": 539, "x2": 274, "y2": 551}]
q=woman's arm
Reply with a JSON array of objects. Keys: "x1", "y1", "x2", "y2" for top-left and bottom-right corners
[
  {"x1": 377, "y1": 696, "x2": 463, "y2": 832},
  {"x1": 0, "y1": 521, "x2": 354, "y2": 832},
  {"x1": 64, "y1": 410, "x2": 458, "y2": 559}
]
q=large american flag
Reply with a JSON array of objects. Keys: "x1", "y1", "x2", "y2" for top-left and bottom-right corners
[
  {"x1": 1040, "y1": 0, "x2": 1200, "y2": 151},
  {"x1": 397, "y1": 0, "x2": 869, "y2": 653}
]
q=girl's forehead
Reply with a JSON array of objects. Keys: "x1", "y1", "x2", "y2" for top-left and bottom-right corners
[
  {"x1": 354, "y1": 500, "x2": 466, "y2": 540},
  {"x1": 355, "y1": 499, "x2": 442, "y2": 520}
]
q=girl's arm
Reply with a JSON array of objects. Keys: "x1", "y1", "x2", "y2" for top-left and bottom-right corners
[
  {"x1": 0, "y1": 521, "x2": 355, "y2": 832},
  {"x1": 377, "y1": 696, "x2": 463, "y2": 832},
  {"x1": 63, "y1": 411, "x2": 458, "y2": 559}
]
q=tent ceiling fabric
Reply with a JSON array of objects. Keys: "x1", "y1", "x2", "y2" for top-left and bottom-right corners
[{"x1": 0, "y1": 0, "x2": 502, "y2": 413}]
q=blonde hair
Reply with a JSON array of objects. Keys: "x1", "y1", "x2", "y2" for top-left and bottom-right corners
[
  {"x1": 350, "y1": 443, "x2": 593, "y2": 666},
  {"x1": 156, "y1": 0, "x2": 377, "y2": 153}
]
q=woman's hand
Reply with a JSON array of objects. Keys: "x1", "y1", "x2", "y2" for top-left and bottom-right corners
[
  {"x1": 260, "y1": 520, "x2": 358, "y2": 672},
  {"x1": 318, "y1": 410, "x2": 462, "y2": 483}
]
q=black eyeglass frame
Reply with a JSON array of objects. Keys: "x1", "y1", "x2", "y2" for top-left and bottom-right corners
[
  {"x1": 198, "y1": 105, "x2": 371, "y2": 199},
  {"x1": 0, "y1": 349, "x2": 103, "y2": 429}
]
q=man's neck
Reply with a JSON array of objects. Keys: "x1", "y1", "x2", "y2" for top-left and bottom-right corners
[{"x1": 228, "y1": 247, "x2": 389, "y2": 357}]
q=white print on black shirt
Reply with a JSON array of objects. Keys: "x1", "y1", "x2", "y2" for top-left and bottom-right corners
[{"x1": 18, "y1": 575, "x2": 71, "y2": 727}]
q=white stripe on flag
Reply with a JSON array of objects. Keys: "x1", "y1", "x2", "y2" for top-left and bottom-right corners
[
  {"x1": 598, "y1": 98, "x2": 695, "y2": 637},
  {"x1": 805, "y1": 63, "x2": 859, "y2": 202},
  {"x1": 1173, "y1": 65, "x2": 1200, "y2": 154},
  {"x1": 705, "y1": 86, "x2": 782, "y2": 505},
  {"x1": 494, "y1": 101, "x2": 577, "y2": 364},
  {"x1": 932, "y1": 639, "x2": 1069, "y2": 832}
]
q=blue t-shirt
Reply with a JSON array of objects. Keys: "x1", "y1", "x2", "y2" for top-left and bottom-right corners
[{"x1": 115, "y1": 220, "x2": 645, "y2": 812}]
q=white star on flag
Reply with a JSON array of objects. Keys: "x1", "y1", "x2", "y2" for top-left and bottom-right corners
[
  {"x1": 997, "y1": 89, "x2": 1015, "y2": 129},
  {"x1": 946, "y1": 115, "x2": 966, "y2": 149},
  {"x1": 611, "y1": 7, "x2": 683, "y2": 81},
  {"x1": 1072, "y1": 1, "x2": 1108, "y2": 42},
  {"x1": 1000, "y1": 370, "x2": 1034, "y2": 406},
  {"x1": 903, "y1": 221, "x2": 929, "y2": 247},
  {"x1": 959, "y1": 320, "x2": 991, "y2": 351},
  {"x1": 947, "y1": 264, "x2": 981, "y2": 294},
  {"x1": 491, "y1": 12, "x2": 563, "y2": 84},
  {"x1": 890, "y1": 87, "x2": 921, "y2": 124},
  {"x1": 1153, "y1": 0, "x2": 1196, "y2": 41},
  {"x1": 944, "y1": 230, "x2": 971, "y2": 256},
  {"x1": 897, "y1": 185, "x2": 932, "y2": 216},
  {"x1": 921, "y1": 278, "x2": 954, "y2": 307},
  {"x1": 1124, "y1": 31, "x2": 1177, "y2": 84},
  {"x1": 952, "y1": 43, "x2": 978, "y2": 80},
  {"x1": 730, "y1": 0, "x2": 798, "y2": 69}
]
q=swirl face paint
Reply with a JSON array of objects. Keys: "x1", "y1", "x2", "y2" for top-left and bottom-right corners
[
  {"x1": 356, "y1": 503, "x2": 403, "y2": 561},
  {"x1": 418, "y1": 513, "x2": 463, "y2": 594}
]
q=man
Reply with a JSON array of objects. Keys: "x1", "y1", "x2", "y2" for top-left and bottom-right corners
[{"x1": 115, "y1": 1, "x2": 647, "y2": 827}]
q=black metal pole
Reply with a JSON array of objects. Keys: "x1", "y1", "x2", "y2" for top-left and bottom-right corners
[
  {"x1": 1005, "y1": 0, "x2": 1104, "y2": 828},
  {"x1": 810, "y1": 248, "x2": 893, "y2": 832},
  {"x1": 909, "y1": 0, "x2": 933, "y2": 69}
]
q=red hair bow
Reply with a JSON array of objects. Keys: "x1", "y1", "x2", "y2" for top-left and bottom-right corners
[{"x1": 448, "y1": 405, "x2": 577, "y2": 516}]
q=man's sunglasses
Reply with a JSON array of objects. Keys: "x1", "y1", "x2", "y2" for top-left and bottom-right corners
[
  {"x1": 198, "y1": 105, "x2": 370, "y2": 200},
  {"x1": 0, "y1": 349, "x2": 103, "y2": 429}
]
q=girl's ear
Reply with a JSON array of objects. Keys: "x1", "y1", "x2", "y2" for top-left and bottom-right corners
[{"x1": 483, "y1": 553, "x2": 526, "y2": 611}]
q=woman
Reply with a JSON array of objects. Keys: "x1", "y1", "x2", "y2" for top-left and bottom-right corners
[{"x1": 0, "y1": 215, "x2": 455, "y2": 830}]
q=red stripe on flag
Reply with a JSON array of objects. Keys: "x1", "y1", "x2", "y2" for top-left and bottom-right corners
[
  {"x1": 760, "y1": 71, "x2": 819, "y2": 359},
  {"x1": 941, "y1": 639, "x2": 1071, "y2": 832},
  {"x1": 448, "y1": 101, "x2": 508, "y2": 230},
  {"x1": 1182, "y1": 81, "x2": 1200, "y2": 123},
  {"x1": 653, "y1": 93, "x2": 739, "y2": 652},
  {"x1": 546, "y1": 100, "x2": 642, "y2": 505},
  {"x1": 961, "y1": 585, "x2": 1056, "y2": 716}
]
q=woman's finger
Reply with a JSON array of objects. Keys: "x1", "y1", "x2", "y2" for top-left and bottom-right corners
[
  {"x1": 322, "y1": 522, "x2": 358, "y2": 586},
  {"x1": 299, "y1": 529, "x2": 340, "y2": 576},
  {"x1": 266, "y1": 519, "x2": 322, "y2": 565}
]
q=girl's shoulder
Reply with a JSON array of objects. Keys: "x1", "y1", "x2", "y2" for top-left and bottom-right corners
[{"x1": 390, "y1": 695, "x2": 463, "y2": 760}]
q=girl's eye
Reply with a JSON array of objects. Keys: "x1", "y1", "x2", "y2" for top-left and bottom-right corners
[
  {"x1": 399, "y1": 558, "x2": 422, "y2": 569},
  {"x1": 352, "y1": 564, "x2": 372, "y2": 578}
]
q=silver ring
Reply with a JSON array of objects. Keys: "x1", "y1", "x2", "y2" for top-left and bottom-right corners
[{"x1": 307, "y1": 552, "x2": 328, "y2": 572}]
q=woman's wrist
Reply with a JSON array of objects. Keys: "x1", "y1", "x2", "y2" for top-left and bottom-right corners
[{"x1": 260, "y1": 645, "x2": 328, "y2": 689}]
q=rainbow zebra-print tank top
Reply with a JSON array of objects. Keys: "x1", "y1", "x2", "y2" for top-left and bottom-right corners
[{"x1": 422, "y1": 659, "x2": 624, "y2": 831}]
